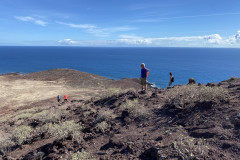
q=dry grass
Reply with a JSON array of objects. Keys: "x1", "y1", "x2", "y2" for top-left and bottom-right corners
[
  {"x1": 120, "y1": 99, "x2": 139, "y2": 111},
  {"x1": 0, "y1": 76, "x2": 106, "y2": 110},
  {"x1": 13, "y1": 113, "x2": 34, "y2": 121},
  {"x1": 95, "y1": 121, "x2": 108, "y2": 133},
  {"x1": 67, "y1": 150, "x2": 94, "y2": 160},
  {"x1": 91, "y1": 88, "x2": 137, "y2": 101},
  {"x1": 97, "y1": 109, "x2": 114, "y2": 122},
  {"x1": 0, "y1": 77, "x2": 66, "y2": 108},
  {"x1": 31, "y1": 108, "x2": 65, "y2": 123},
  {"x1": 173, "y1": 135, "x2": 209, "y2": 160},
  {"x1": 40, "y1": 120, "x2": 83, "y2": 141},
  {"x1": 11, "y1": 125, "x2": 33, "y2": 145},
  {"x1": 166, "y1": 85, "x2": 230, "y2": 109},
  {"x1": 119, "y1": 99, "x2": 146, "y2": 118},
  {"x1": 0, "y1": 131, "x2": 13, "y2": 156}
]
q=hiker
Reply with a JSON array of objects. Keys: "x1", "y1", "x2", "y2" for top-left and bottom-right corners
[
  {"x1": 140, "y1": 63, "x2": 149, "y2": 91},
  {"x1": 64, "y1": 94, "x2": 68, "y2": 102},
  {"x1": 169, "y1": 72, "x2": 174, "y2": 87},
  {"x1": 57, "y1": 95, "x2": 61, "y2": 103}
]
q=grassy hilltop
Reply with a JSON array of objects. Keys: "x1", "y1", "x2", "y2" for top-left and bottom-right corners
[{"x1": 0, "y1": 69, "x2": 240, "y2": 160}]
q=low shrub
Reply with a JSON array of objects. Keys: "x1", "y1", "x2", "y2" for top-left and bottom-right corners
[
  {"x1": 166, "y1": 85, "x2": 230, "y2": 109},
  {"x1": 12, "y1": 125, "x2": 33, "y2": 145},
  {"x1": 101, "y1": 88, "x2": 137, "y2": 99},
  {"x1": 31, "y1": 109, "x2": 62, "y2": 123},
  {"x1": 0, "y1": 138, "x2": 14, "y2": 156},
  {"x1": 67, "y1": 150, "x2": 94, "y2": 160},
  {"x1": 97, "y1": 109, "x2": 114, "y2": 122},
  {"x1": 83, "y1": 111, "x2": 91, "y2": 117},
  {"x1": 40, "y1": 120, "x2": 83, "y2": 141},
  {"x1": 120, "y1": 99, "x2": 146, "y2": 118},
  {"x1": 95, "y1": 121, "x2": 108, "y2": 133},
  {"x1": 120, "y1": 99, "x2": 139, "y2": 111},
  {"x1": 173, "y1": 135, "x2": 209, "y2": 160},
  {"x1": 106, "y1": 88, "x2": 122, "y2": 97},
  {"x1": 13, "y1": 113, "x2": 33, "y2": 121}
]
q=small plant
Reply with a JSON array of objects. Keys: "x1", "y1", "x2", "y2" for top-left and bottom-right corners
[
  {"x1": 0, "y1": 138, "x2": 14, "y2": 156},
  {"x1": 173, "y1": 135, "x2": 209, "y2": 160},
  {"x1": 12, "y1": 125, "x2": 33, "y2": 145},
  {"x1": 67, "y1": 150, "x2": 94, "y2": 160},
  {"x1": 120, "y1": 99, "x2": 139, "y2": 111},
  {"x1": 71, "y1": 130, "x2": 83, "y2": 143},
  {"x1": 41, "y1": 120, "x2": 83, "y2": 140},
  {"x1": 120, "y1": 99, "x2": 146, "y2": 118},
  {"x1": 107, "y1": 88, "x2": 122, "y2": 96},
  {"x1": 166, "y1": 85, "x2": 229, "y2": 109},
  {"x1": 97, "y1": 109, "x2": 114, "y2": 122},
  {"x1": 95, "y1": 121, "x2": 108, "y2": 133},
  {"x1": 133, "y1": 105, "x2": 147, "y2": 118},
  {"x1": 32, "y1": 109, "x2": 62, "y2": 123},
  {"x1": 83, "y1": 111, "x2": 91, "y2": 117},
  {"x1": 13, "y1": 113, "x2": 33, "y2": 121}
]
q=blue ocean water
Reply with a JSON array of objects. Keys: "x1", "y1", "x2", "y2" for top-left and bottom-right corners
[{"x1": 0, "y1": 46, "x2": 240, "y2": 88}]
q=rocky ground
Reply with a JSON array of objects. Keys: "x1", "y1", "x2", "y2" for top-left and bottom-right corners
[{"x1": 0, "y1": 69, "x2": 239, "y2": 160}]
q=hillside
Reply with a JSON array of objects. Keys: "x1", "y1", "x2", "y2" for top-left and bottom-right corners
[
  {"x1": 21, "y1": 69, "x2": 142, "y2": 89},
  {"x1": 0, "y1": 70, "x2": 239, "y2": 160}
]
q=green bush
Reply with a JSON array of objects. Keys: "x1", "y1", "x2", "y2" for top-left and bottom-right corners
[
  {"x1": 32, "y1": 109, "x2": 61, "y2": 123},
  {"x1": 166, "y1": 85, "x2": 230, "y2": 109},
  {"x1": 13, "y1": 113, "x2": 33, "y2": 121},
  {"x1": 120, "y1": 99, "x2": 139, "y2": 111},
  {"x1": 0, "y1": 138, "x2": 14, "y2": 156},
  {"x1": 173, "y1": 135, "x2": 209, "y2": 159},
  {"x1": 119, "y1": 99, "x2": 146, "y2": 118},
  {"x1": 12, "y1": 125, "x2": 33, "y2": 145},
  {"x1": 67, "y1": 150, "x2": 94, "y2": 160},
  {"x1": 97, "y1": 109, "x2": 114, "y2": 122},
  {"x1": 41, "y1": 120, "x2": 83, "y2": 141},
  {"x1": 95, "y1": 121, "x2": 108, "y2": 133}
]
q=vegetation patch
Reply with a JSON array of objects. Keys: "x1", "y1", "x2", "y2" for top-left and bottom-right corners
[
  {"x1": 120, "y1": 99, "x2": 146, "y2": 118},
  {"x1": 93, "y1": 88, "x2": 137, "y2": 101},
  {"x1": 67, "y1": 150, "x2": 94, "y2": 160},
  {"x1": 95, "y1": 121, "x2": 108, "y2": 133},
  {"x1": 166, "y1": 85, "x2": 230, "y2": 109},
  {"x1": 40, "y1": 120, "x2": 83, "y2": 141},
  {"x1": 13, "y1": 113, "x2": 34, "y2": 121},
  {"x1": 12, "y1": 125, "x2": 33, "y2": 145},
  {"x1": 173, "y1": 135, "x2": 209, "y2": 160},
  {"x1": 0, "y1": 138, "x2": 14, "y2": 156},
  {"x1": 31, "y1": 109, "x2": 62, "y2": 123},
  {"x1": 97, "y1": 109, "x2": 114, "y2": 122}
]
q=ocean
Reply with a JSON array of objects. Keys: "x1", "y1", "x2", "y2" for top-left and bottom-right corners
[{"x1": 0, "y1": 46, "x2": 240, "y2": 88}]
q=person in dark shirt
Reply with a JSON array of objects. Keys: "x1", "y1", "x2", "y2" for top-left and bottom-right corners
[
  {"x1": 169, "y1": 72, "x2": 174, "y2": 87},
  {"x1": 140, "y1": 63, "x2": 149, "y2": 91}
]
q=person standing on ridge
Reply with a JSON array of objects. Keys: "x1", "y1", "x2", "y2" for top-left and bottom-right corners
[
  {"x1": 64, "y1": 94, "x2": 68, "y2": 102},
  {"x1": 169, "y1": 72, "x2": 174, "y2": 87},
  {"x1": 140, "y1": 63, "x2": 149, "y2": 91}
]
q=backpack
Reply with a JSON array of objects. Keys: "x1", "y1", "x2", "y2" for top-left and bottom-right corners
[
  {"x1": 171, "y1": 76, "x2": 174, "y2": 82},
  {"x1": 146, "y1": 68, "x2": 149, "y2": 77}
]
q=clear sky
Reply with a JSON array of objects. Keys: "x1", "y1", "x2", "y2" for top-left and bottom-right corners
[{"x1": 0, "y1": 0, "x2": 240, "y2": 47}]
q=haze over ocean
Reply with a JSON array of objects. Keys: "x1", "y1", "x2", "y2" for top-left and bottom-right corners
[{"x1": 1, "y1": 46, "x2": 240, "y2": 88}]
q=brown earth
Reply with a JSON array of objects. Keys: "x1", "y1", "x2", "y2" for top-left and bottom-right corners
[
  {"x1": 0, "y1": 69, "x2": 240, "y2": 160},
  {"x1": 0, "y1": 69, "x2": 142, "y2": 122}
]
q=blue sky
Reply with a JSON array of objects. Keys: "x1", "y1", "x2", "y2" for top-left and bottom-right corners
[{"x1": 0, "y1": 0, "x2": 240, "y2": 47}]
